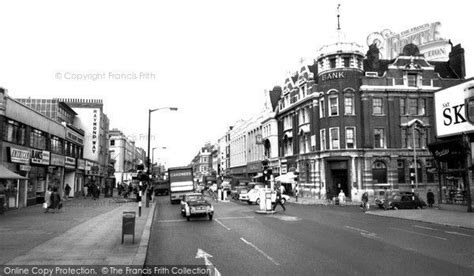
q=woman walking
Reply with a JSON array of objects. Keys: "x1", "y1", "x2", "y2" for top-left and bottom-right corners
[
  {"x1": 51, "y1": 187, "x2": 62, "y2": 213},
  {"x1": 44, "y1": 186, "x2": 52, "y2": 213}
]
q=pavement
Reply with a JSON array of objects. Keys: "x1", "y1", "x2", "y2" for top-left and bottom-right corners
[
  {"x1": 288, "y1": 195, "x2": 474, "y2": 229},
  {"x1": 0, "y1": 192, "x2": 156, "y2": 265}
]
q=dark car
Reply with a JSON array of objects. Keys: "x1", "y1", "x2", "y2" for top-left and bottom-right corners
[
  {"x1": 180, "y1": 193, "x2": 214, "y2": 221},
  {"x1": 384, "y1": 192, "x2": 427, "y2": 210}
]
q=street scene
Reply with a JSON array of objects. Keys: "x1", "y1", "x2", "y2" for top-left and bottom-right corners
[{"x1": 1, "y1": 0, "x2": 474, "y2": 275}]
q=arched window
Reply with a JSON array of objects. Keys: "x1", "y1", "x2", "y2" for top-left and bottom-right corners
[{"x1": 372, "y1": 160, "x2": 387, "y2": 184}]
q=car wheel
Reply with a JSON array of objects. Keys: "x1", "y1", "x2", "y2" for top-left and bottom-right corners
[
  {"x1": 280, "y1": 198, "x2": 286, "y2": 205},
  {"x1": 208, "y1": 214, "x2": 213, "y2": 221},
  {"x1": 186, "y1": 216, "x2": 190, "y2": 221},
  {"x1": 256, "y1": 198, "x2": 260, "y2": 205}
]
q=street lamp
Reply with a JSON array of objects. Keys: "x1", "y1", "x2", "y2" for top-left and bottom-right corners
[{"x1": 147, "y1": 107, "x2": 177, "y2": 179}]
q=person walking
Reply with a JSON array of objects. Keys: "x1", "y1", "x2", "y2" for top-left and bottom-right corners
[
  {"x1": 44, "y1": 186, "x2": 52, "y2": 213},
  {"x1": 427, "y1": 189, "x2": 435, "y2": 208},
  {"x1": 338, "y1": 190, "x2": 346, "y2": 206},
  {"x1": 272, "y1": 185, "x2": 286, "y2": 212},
  {"x1": 361, "y1": 191, "x2": 369, "y2": 212},
  {"x1": 83, "y1": 184, "x2": 89, "y2": 199},
  {"x1": 64, "y1": 184, "x2": 71, "y2": 200},
  {"x1": 51, "y1": 187, "x2": 62, "y2": 213}
]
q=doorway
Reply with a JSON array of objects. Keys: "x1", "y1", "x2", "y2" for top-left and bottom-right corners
[{"x1": 326, "y1": 160, "x2": 350, "y2": 200}]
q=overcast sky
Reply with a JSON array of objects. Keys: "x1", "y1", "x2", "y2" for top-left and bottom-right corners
[{"x1": 0, "y1": 0, "x2": 472, "y2": 167}]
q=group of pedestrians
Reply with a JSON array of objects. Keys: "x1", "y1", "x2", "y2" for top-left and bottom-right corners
[
  {"x1": 43, "y1": 186, "x2": 62, "y2": 213},
  {"x1": 82, "y1": 182, "x2": 101, "y2": 200}
]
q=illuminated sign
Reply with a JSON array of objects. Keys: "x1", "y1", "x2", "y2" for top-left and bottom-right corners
[{"x1": 367, "y1": 22, "x2": 450, "y2": 61}]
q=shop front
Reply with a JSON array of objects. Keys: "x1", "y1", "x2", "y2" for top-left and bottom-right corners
[
  {"x1": 64, "y1": 156, "x2": 76, "y2": 197},
  {"x1": 229, "y1": 166, "x2": 249, "y2": 184},
  {"x1": 49, "y1": 153, "x2": 65, "y2": 193},
  {"x1": 247, "y1": 161, "x2": 262, "y2": 180},
  {"x1": 30, "y1": 149, "x2": 50, "y2": 204},
  {"x1": 2, "y1": 146, "x2": 30, "y2": 210}
]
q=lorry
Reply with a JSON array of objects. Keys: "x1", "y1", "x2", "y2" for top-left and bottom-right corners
[
  {"x1": 153, "y1": 179, "x2": 170, "y2": 196},
  {"x1": 168, "y1": 166, "x2": 194, "y2": 204}
]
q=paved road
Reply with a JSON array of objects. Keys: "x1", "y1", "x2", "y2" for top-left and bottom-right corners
[{"x1": 146, "y1": 196, "x2": 473, "y2": 275}]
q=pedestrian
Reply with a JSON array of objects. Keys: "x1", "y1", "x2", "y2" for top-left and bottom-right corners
[
  {"x1": 272, "y1": 185, "x2": 286, "y2": 212},
  {"x1": 427, "y1": 189, "x2": 435, "y2": 208},
  {"x1": 64, "y1": 183, "x2": 71, "y2": 200},
  {"x1": 338, "y1": 190, "x2": 346, "y2": 206},
  {"x1": 51, "y1": 187, "x2": 62, "y2": 213},
  {"x1": 361, "y1": 191, "x2": 369, "y2": 212},
  {"x1": 44, "y1": 186, "x2": 52, "y2": 213},
  {"x1": 83, "y1": 184, "x2": 88, "y2": 199}
]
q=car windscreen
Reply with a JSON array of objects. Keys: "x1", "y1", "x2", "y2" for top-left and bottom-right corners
[{"x1": 187, "y1": 195, "x2": 204, "y2": 201}]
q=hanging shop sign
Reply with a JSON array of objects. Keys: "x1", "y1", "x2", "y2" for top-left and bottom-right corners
[
  {"x1": 31, "y1": 150, "x2": 50, "y2": 165},
  {"x1": 65, "y1": 156, "x2": 76, "y2": 169},
  {"x1": 77, "y1": 159, "x2": 85, "y2": 170},
  {"x1": 8, "y1": 147, "x2": 31, "y2": 164},
  {"x1": 50, "y1": 153, "x2": 65, "y2": 167}
]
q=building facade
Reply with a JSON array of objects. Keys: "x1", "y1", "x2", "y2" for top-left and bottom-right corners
[{"x1": 275, "y1": 37, "x2": 466, "y2": 202}]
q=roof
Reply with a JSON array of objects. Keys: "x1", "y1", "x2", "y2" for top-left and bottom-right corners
[{"x1": 0, "y1": 165, "x2": 27, "y2": 180}]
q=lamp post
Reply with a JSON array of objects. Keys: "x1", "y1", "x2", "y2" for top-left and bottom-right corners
[
  {"x1": 146, "y1": 107, "x2": 177, "y2": 208},
  {"x1": 412, "y1": 123, "x2": 419, "y2": 199}
]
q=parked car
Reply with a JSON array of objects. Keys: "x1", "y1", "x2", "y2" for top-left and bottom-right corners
[
  {"x1": 231, "y1": 185, "x2": 248, "y2": 200},
  {"x1": 180, "y1": 193, "x2": 214, "y2": 221},
  {"x1": 376, "y1": 191, "x2": 415, "y2": 209},
  {"x1": 238, "y1": 182, "x2": 264, "y2": 202},
  {"x1": 383, "y1": 192, "x2": 427, "y2": 210},
  {"x1": 247, "y1": 187, "x2": 290, "y2": 205}
]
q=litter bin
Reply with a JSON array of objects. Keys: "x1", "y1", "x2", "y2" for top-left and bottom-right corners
[{"x1": 122, "y1": 211, "x2": 136, "y2": 244}]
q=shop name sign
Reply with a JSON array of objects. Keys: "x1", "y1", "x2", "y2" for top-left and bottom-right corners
[
  {"x1": 50, "y1": 153, "x2": 65, "y2": 167},
  {"x1": 8, "y1": 147, "x2": 30, "y2": 164},
  {"x1": 65, "y1": 156, "x2": 76, "y2": 169},
  {"x1": 92, "y1": 109, "x2": 99, "y2": 154},
  {"x1": 434, "y1": 80, "x2": 474, "y2": 137},
  {"x1": 31, "y1": 150, "x2": 50, "y2": 165},
  {"x1": 77, "y1": 159, "x2": 85, "y2": 170},
  {"x1": 321, "y1": 71, "x2": 345, "y2": 82}
]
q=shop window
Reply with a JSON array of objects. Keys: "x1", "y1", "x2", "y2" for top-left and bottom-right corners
[
  {"x1": 372, "y1": 161, "x2": 387, "y2": 184},
  {"x1": 3, "y1": 119, "x2": 26, "y2": 145}
]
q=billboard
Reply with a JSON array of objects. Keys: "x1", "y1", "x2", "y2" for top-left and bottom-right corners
[{"x1": 434, "y1": 80, "x2": 474, "y2": 137}]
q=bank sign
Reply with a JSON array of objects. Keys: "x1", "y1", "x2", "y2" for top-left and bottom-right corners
[{"x1": 434, "y1": 80, "x2": 474, "y2": 137}]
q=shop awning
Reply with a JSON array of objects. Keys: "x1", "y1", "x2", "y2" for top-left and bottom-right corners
[
  {"x1": 252, "y1": 173, "x2": 263, "y2": 179},
  {"x1": 275, "y1": 172, "x2": 296, "y2": 183},
  {"x1": 0, "y1": 164, "x2": 27, "y2": 180}
]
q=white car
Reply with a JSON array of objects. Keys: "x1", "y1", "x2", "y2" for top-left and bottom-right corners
[{"x1": 246, "y1": 187, "x2": 290, "y2": 205}]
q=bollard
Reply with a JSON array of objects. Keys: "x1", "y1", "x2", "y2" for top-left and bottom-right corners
[
  {"x1": 146, "y1": 189, "x2": 149, "y2": 208},
  {"x1": 122, "y1": 211, "x2": 136, "y2": 244}
]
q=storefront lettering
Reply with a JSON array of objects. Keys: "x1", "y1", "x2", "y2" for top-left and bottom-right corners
[
  {"x1": 92, "y1": 110, "x2": 98, "y2": 154},
  {"x1": 321, "y1": 72, "x2": 344, "y2": 82},
  {"x1": 9, "y1": 147, "x2": 31, "y2": 164}
]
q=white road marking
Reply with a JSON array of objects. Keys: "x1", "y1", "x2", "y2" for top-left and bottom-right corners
[
  {"x1": 413, "y1": 225, "x2": 473, "y2": 238},
  {"x1": 217, "y1": 216, "x2": 255, "y2": 220},
  {"x1": 413, "y1": 225, "x2": 435, "y2": 230},
  {"x1": 215, "y1": 219, "x2": 231, "y2": 231},
  {"x1": 390, "y1": 227, "x2": 447, "y2": 241},
  {"x1": 156, "y1": 219, "x2": 186, "y2": 223},
  {"x1": 273, "y1": 215, "x2": 302, "y2": 221},
  {"x1": 444, "y1": 231, "x2": 473, "y2": 237},
  {"x1": 196, "y1": 248, "x2": 221, "y2": 276},
  {"x1": 345, "y1": 225, "x2": 369, "y2": 233},
  {"x1": 240, "y1": 237, "x2": 280, "y2": 266}
]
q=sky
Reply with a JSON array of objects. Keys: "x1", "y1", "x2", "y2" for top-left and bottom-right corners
[{"x1": 0, "y1": 0, "x2": 472, "y2": 167}]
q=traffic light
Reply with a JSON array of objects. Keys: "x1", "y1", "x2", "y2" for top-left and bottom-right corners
[
  {"x1": 294, "y1": 171, "x2": 299, "y2": 182},
  {"x1": 409, "y1": 167, "x2": 416, "y2": 183},
  {"x1": 262, "y1": 159, "x2": 269, "y2": 181}
]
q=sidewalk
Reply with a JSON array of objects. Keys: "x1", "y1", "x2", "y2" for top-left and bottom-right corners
[
  {"x1": 0, "y1": 193, "x2": 156, "y2": 265},
  {"x1": 288, "y1": 196, "x2": 474, "y2": 229}
]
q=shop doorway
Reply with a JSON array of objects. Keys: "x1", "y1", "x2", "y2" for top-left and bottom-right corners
[{"x1": 327, "y1": 160, "x2": 350, "y2": 200}]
